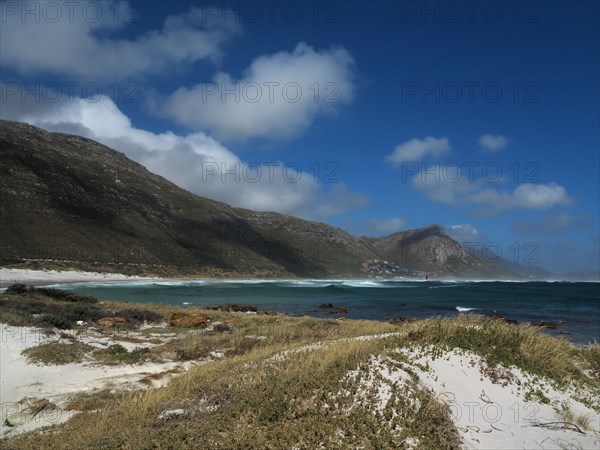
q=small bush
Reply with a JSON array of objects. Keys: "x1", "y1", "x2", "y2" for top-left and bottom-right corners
[
  {"x1": 108, "y1": 344, "x2": 128, "y2": 356},
  {"x1": 34, "y1": 314, "x2": 75, "y2": 330},
  {"x1": 4, "y1": 284, "x2": 98, "y2": 303},
  {"x1": 0, "y1": 298, "x2": 55, "y2": 315},
  {"x1": 36, "y1": 287, "x2": 98, "y2": 304},
  {"x1": 62, "y1": 303, "x2": 107, "y2": 321},
  {"x1": 119, "y1": 308, "x2": 164, "y2": 325},
  {"x1": 23, "y1": 341, "x2": 94, "y2": 365},
  {"x1": 5, "y1": 283, "x2": 35, "y2": 295},
  {"x1": 99, "y1": 344, "x2": 150, "y2": 364},
  {"x1": 213, "y1": 323, "x2": 231, "y2": 333},
  {"x1": 176, "y1": 345, "x2": 212, "y2": 361}
]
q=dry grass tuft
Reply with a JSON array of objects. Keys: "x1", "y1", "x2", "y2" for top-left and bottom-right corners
[{"x1": 22, "y1": 341, "x2": 94, "y2": 365}]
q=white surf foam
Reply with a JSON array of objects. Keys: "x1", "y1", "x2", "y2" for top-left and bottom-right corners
[{"x1": 456, "y1": 306, "x2": 478, "y2": 312}]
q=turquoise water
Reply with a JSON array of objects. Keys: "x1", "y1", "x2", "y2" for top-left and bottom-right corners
[{"x1": 46, "y1": 280, "x2": 600, "y2": 344}]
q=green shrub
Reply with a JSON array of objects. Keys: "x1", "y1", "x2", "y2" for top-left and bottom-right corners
[
  {"x1": 108, "y1": 344, "x2": 128, "y2": 356},
  {"x1": 101, "y1": 344, "x2": 150, "y2": 364},
  {"x1": 5, "y1": 283, "x2": 35, "y2": 295},
  {"x1": 34, "y1": 314, "x2": 75, "y2": 329},
  {"x1": 36, "y1": 287, "x2": 98, "y2": 303},
  {"x1": 119, "y1": 308, "x2": 164, "y2": 325},
  {"x1": 4, "y1": 283, "x2": 98, "y2": 303}
]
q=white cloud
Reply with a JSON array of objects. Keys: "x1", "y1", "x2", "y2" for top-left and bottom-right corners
[
  {"x1": 447, "y1": 224, "x2": 479, "y2": 241},
  {"x1": 470, "y1": 183, "x2": 572, "y2": 211},
  {"x1": 385, "y1": 137, "x2": 450, "y2": 165},
  {"x1": 162, "y1": 42, "x2": 356, "y2": 141},
  {"x1": 478, "y1": 134, "x2": 509, "y2": 152},
  {"x1": 366, "y1": 217, "x2": 407, "y2": 235},
  {"x1": 1, "y1": 91, "x2": 368, "y2": 219},
  {"x1": 410, "y1": 165, "x2": 572, "y2": 214},
  {"x1": 0, "y1": 1, "x2": 239, "y2": 79},
  {"x1": 446, "y1": 224, "x2": 492, "y2": 248}
]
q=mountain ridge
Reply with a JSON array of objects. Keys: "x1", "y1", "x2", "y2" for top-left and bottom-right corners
[{"x1": 0, "y1": 120, "x2": 516, "y2": 279}]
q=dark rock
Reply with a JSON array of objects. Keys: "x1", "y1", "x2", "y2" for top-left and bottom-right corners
[
  {"x1": 531, "y1": 321, "x2": 562, "y2": 329},
  {"x1": 328, "y1": 307, "x2": 347, "y2": 314},
  {"x1": 319, "y1": 303, "x2": 334, "y2": 309},
  {"x1": 489, "y1": 311, "x2": 517, "y2": 325},
  {"x1": 389, "y1": 315, "x2": 407, "y2": 325},
  {"x1": 208, "y1": 304, "x2": 257, "y2": 313}
]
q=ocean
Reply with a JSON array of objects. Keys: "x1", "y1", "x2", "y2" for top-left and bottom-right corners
[{"x1": 42, "y1": 279, "x2": 600, "y2": 344}]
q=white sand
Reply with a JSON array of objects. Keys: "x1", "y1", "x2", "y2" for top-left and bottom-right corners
[
  {"x1": 0, "y1": 268, "x2": 156, "y2": 285},
  {"x1": 274, "y1": 335, "x2": 600, "y2": 448},
  {"x1": 395, "y1": 347, "x2": 600, "y2": 449},
  {"x1": 0, "y1": 323, "x2": 199, "y2": 437}
]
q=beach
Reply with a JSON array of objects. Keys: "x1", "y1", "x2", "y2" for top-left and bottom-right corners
[
  {"x1": 1, "y1": 272, "x2": 599, "y2": 448},
  {"x1": 0, "y1": 268, "x2": 157, "y2": 286},
  {"x1": 9, "y1": 271, "x2": 597, "y2": 343}
]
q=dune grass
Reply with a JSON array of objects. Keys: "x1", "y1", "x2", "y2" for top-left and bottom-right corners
[
  {"x1": 389, "y1": 314, "x2": 586, "y2": 384},
  {"x1": 2, "y1": 289, "x2": 598, "y2": 449},
  {"x1": 3, "y1": 336, "x2": 460, "y2": 449},
  {"x1": 22, "y1": 341, "x2": 95, "y2": 365}
]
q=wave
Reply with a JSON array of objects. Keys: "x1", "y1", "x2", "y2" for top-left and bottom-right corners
[
  {"x1": 428, "y1": 284, "x2": 464, "y2": 289},
  {"x1": 27, "y1": 278, "x2": 597, "y2": 291},
  {"x1": 340, "y1": 280, "x2": 390, "y2": 288},
  {"x1": 456, "y1": 306, "x2": 478, "y2": 312}
]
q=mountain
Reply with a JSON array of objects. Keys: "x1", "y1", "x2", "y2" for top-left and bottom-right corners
[
  {"x1": 562, "y1": 271, "x2": 600, "y2": 282},
  {"x1": 0, "y1": 120, "x2": 514, "y2": 279},
  {"x1": 486, "y1": 255, "x2": 553, "y2": 280},
  {"x1": 359, "y1": 225, "x2": 510, "y2": 278}
]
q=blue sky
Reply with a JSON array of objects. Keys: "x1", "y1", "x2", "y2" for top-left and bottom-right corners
[{"x1": 1, "y1": 0, "x2": 598, "y2": 274}]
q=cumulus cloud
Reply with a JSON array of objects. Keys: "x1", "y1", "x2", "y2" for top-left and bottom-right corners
[
  {"x1": 366, "y1": 217, "x2": 407, "y2": 235},
  {"x1": 446, "y1": 224, "x2": 480, "y2": 242},
  {"x1": 446, "y1": 224, "x2": 493, "y2": 251},
  {"x1": 385, "y1": 137, "x2": 450, "y2": 165},
  {"x1": 162, "y1": 42, "x2": 356, "y2": 141},
  {"x1": 470, "y1": 183, "x2": 572, "y2": 210},
  {"x1": 1, "y1": 90, "x2": 368, "y2": 219},
  {"x1": 410, "y1": 164, "x2": 572, "y2": 214},
  {"x1": 478, "y1": 134, "x2": 509, "y2": 152},
  {"x1": 0, "y1": 1, "x2": 239, "y2": 79}
]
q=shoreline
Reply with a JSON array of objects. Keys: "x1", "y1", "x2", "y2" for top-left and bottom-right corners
[
  {"x1": 1, "y1": 286, "x2": 599, "y2": 447},
  {"x1": 2, "y1": 269, "x2": 598, "y2": 345},
  {"x1": 1, "y1": 268, "x2": 597, "y2": 287}
]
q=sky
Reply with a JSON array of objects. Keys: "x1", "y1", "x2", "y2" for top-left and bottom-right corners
[{"x1": 1, "y1": 0, "x2": 599, "y2": 274}]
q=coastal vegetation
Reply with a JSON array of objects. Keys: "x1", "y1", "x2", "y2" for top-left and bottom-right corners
[{"x1": 1, "y1": 286, "x2": 599, "y2": 448}]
